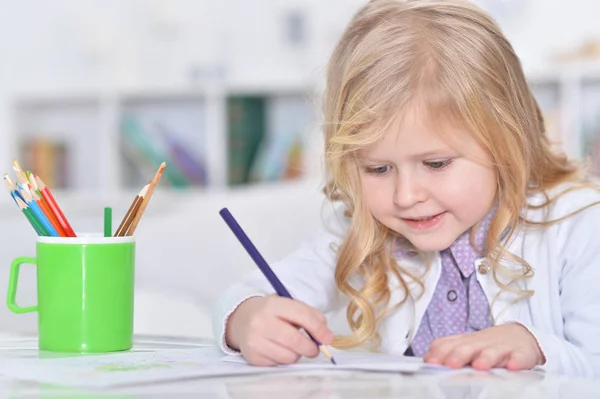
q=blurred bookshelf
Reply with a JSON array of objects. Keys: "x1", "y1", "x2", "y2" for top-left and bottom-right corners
[
  {"x1": 12, "y1": 63, "x2": 600, "y2": 213},
  {"x1": 527, "y1": 62, "x2": 600, "y2": 167},
  {"x1": 7, "y1": 84, "x2": 321, "y2": 207}
]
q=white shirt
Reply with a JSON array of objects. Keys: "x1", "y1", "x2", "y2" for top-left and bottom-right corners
[{"x1": 212, "y1": 184, "x2": 600, "y2": 378}]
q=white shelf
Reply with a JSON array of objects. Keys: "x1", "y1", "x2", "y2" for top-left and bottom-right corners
[
  {"x1": 6, "y1": 82, "x2": 322, "y2": 198},
  {"x1": 11, "y1": 62, "x2": 600, "y2": 200},
  {"x1": 10, "y1": 81, "x2": 319, "y2": 103}
]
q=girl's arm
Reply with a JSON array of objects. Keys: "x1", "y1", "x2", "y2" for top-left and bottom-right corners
[
  {"x1": 212, "y1": 207, "x2": 350, "y2": 354},
  {"x1": 529, "y1": 198, "x2": 600, "y2": 378}
]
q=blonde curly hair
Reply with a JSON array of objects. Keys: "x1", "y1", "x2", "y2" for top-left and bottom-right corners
[{"x1": 322, "y1": 0, "x2": 587, "y2": 349}]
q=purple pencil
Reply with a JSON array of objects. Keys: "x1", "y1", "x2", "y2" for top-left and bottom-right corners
[{"x1": 219, "y1": 207, "x2": 336, "y2": 365}]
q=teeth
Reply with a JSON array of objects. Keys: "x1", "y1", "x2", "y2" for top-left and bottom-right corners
[{"x1": 415, "y1": 216, "x2": 432, "y2": 221}]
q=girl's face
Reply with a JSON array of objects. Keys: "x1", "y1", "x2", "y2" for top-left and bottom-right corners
[{"x1": 358, "y1": 109, "x2": 497, "y2": 252}]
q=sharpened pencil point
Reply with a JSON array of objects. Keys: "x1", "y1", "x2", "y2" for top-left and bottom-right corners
[{"x1": 319, "y1": 345, "x2": 337, "y2": 365}]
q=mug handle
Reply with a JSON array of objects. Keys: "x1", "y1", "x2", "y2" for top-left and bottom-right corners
[{"x1": 7, "y1": 256, "x2": 38, "y2": 314}]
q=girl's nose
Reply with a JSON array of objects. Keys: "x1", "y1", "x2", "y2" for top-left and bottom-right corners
[{"x1": 394, "y1": 171, "x2": 427, "y2": 208}]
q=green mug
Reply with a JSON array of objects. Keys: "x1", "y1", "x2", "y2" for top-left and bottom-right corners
[{"x1": 7, "y1": 234, "x2": 135, "y2": 353}]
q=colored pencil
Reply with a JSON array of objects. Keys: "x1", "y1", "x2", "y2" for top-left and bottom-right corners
[
  {"x1": 12, "y1": 159, "x2": 28, "y2": 186},
  {"x1": 4, "y1": 174, "x2": 24, "y2": 203},
  {"x1": 104, "y1": 207, "x2": 112, "y2": 237},
  {"x1": 19, "y1": 188, "x2": 58, "y2": 236},
  {"x1": 4, "y1": 177, "x2": 44, "y2": 235},
  {"x1": 218, "y1": 207, "x2": 337, "y2": 365},
  {"x1": 28, "y1": 172, "x2": 42, "y2": 197},
  {"x1": 29, "y1": 185, "x2": 66, "y2": 236},
  {"x1": 26, "y1": 173, "x2": 62, "y2": 233},
  {"x1": 114, "y1": 184, "x2": 148, "y2": 237},
  {"x1": 15, "y1": 197, "x2": 45, "y2": 235},
  {"x1": 36, "y1": 175, "x2": 76, "y2": 237},
  {"x1": 125, "y1": 162, "x2": 166, "y2": 236}
]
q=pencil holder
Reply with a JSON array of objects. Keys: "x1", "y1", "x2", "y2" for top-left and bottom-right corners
[{"x1": 6, "y1": 234, "x2": 135, "y2": 353}]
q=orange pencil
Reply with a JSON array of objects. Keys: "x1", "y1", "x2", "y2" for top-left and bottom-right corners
[
  {"x1": 126, "y1": 162, "x2": 166, "y2": 236},
  {"x1": 30, "y1": 186, "x2": 66, "y2": 236},
  {"x1": 26, "y1": 173, "x2": 64, "y2": 234},
  {"x1": 35, "y1": 175, "x2": 77, "y2": 237}
]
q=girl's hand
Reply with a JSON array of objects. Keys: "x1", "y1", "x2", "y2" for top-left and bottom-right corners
[
  {"x1": 225, "y1": 295, "x2": 334, "y2": 366},
  {"x1": 423, "y1": 324, "x2": 545, "y2": 371}
]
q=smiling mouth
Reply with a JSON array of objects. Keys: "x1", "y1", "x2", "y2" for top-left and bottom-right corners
[
  {"x1": 401, "y1": 212, "x2": 446, "y2": 230},
  {"x1": 402, "y1": 212, "x2": 445, "y2": 221}
]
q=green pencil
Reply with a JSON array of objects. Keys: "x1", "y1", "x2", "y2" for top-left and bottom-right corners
[
  {"x1": 16, "y1": 197, "x2": 47, "y2": 236},
  {"x1": 104, "y1": 207, "x2": 112, "y2": 237}
]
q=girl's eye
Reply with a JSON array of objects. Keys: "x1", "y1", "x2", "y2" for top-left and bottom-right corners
[
  {"x1": 365, "y1": 165, "x2": 391, "y2": 175},
  {"x1": 424, "y1": 159, "x2": 453, "y2": 170}
]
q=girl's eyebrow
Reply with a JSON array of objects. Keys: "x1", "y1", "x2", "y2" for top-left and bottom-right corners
[
  {"x1": 360, "y1": 149, "x2": 456, "y2": 162},
  {"x1": 357, "y1": 154, "x2": 392, "y2": 163},
  {"x1": 360, "y1": 159, "x2": 391, "y2": 165},
  {"x1": 410, "y1": 149, "x2": 456, "y2": 158}
]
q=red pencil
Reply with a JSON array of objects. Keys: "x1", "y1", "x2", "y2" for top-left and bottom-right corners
[
  {"x1": 35, "y1": 175, "x2": 76, "y2": 237},
  {"x1": 33, "y1": 189, "x2": 67, "y2": 237}
]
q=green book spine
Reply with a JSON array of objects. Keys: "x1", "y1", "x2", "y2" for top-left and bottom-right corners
[{"x1": 227, "y1": 96, "x2": 266, "y2": 185}]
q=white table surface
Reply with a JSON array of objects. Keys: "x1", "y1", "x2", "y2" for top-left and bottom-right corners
[{"x1": 0, "y1": 334, "x2": 599, "y2": 398}]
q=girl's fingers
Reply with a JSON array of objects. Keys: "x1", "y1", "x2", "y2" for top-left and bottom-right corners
[
  {"x1": 424, "y1": 335, "x2": 463, "y2": 364},
  {"x1": 424, "y1": 325, "x2": 542, "y2": 371},
  {"x1": 270, "y1": 297, "x2": 333, "y2": 345},
  {"x1": 241, "y1": 335, "x2": 282, "y2": 366},
  {"x1": 267, "y1": 321, "x2": 320, "y2": 359},
  {"x1": 243, "y1": 336, "x2": 301, "y2": 366},
  {"x1": 471, "y1": 346, "x2": 509, "y2": 370},
  {"x1": 244, "y1": 353, "x2": 278, "y2": 367},
  {"x1": 262, "y1": 339, "x2": 302, "y2": 365},
  {"x1": 506, "y1": 351, "x2": 534, "y2": 371},
  {"x1": 443, "y1": 344, "x2": 481, "y2": 368}
]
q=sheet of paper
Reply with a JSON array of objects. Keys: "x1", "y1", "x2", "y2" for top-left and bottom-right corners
[
  {"x1": 223, "y1": 348, "x2": 445, "y2": 373},
  {"x1": 0, "y1": 347, "x2": 284, "y2": 389},
  {"x1": 0, "y1": 347, "x2": 447, "y2": 389}
]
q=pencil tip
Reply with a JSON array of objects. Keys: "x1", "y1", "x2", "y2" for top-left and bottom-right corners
[{"x1": 319, "y1": 345, "x2": 337, "y2": 365}]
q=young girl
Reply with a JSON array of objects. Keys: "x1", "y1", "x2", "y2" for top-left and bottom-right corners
[{"x1": 213, "y1": 0, "x2": 600, "y2": 378}]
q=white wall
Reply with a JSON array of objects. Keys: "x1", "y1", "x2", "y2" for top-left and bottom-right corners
[
  {"x1": 1, "y1": 0, "x2": 600, "y2": 337},
  {"x1": 0, "y1": 0, "x2": 363, "y2": 92},
  {"x1": 2, "y1": 0, "x2": 599, "y2": 93},
  {"x1": 496, "y1": 0, "x2": 600, "y2": 72}
]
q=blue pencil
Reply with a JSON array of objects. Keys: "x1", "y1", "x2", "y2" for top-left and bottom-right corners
[
  {"x1": 3, "y1": 175, "x2": 24, "y2": 204},
  {"x1": 19, "y1": 186, "x2": 59, "y2": 237},
  {"x1": 219, "y1": 207, "x2": 336, "y2": 365}
]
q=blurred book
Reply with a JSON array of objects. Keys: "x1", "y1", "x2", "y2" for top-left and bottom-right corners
[
  {"x1": 156, "y1": 122, "x2": 208, "y2": 186},
  {"x1": 283, "y1": 138, "x2": 304, "y2": 180},
  {"x1": 227, "y1": 96, "x2": 266, "y2": 185},
  {"x1": 120, "y1": 114, "x2": 192, "y2": 188},
  {"x1": 250, "y1": 95, "x2": 311, "y2": 182},
  {"x1": 250, "y1": 133, "x2": 305, "y2": 182},
  {"x1": 20, "y1": 137, "x2": 69, "y2": 189}
]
